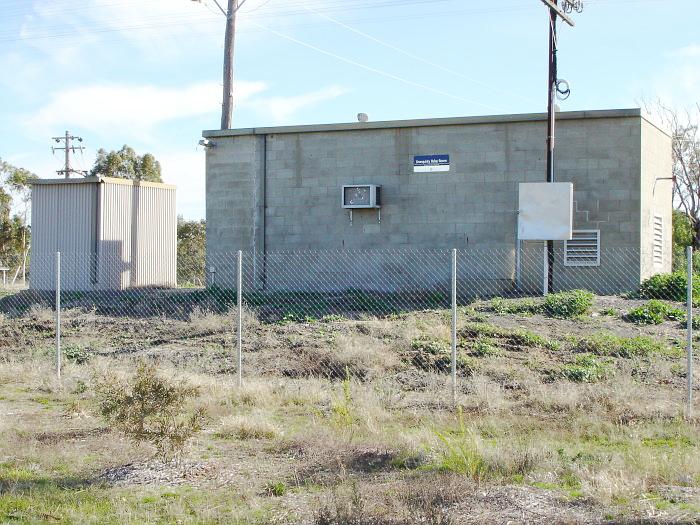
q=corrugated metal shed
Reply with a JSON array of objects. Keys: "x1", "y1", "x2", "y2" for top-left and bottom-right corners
[{"x1": 30, "y1": 177, "x2": 177, "y2": 291}]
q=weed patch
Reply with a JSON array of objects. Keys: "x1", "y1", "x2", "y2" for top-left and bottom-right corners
[
  {"x1": 489, "y1": 297, "x2": 540, "y2": 316},
  {"x1": 433, "y1": 425, "x2": 488, "y2": 479},
  {"x1": 543, "y1": 290, "x2": 594, "y2": 319},
  {"x1": 63, "y1": 345, "x2": 91, "y2": 364},
  {"x1": 572, "y1": 332, "x2": 667, "y2": 358},
  {"x1": 409, "y1": 337, "x2": 476, "y2": 374},
  {"x1": 470, "y1": 338, "x2": 502, "y2": 357},
  {"x1": 626, "y1": 300, "x2": 685, "y2": 325},
  {"x1": 459, "y1": 324, "x2": 559, "y2": 351},
  {"x1": 263, "y1": 481, "x2": 287, "y2": 497},
  {"x1": 559, "y1": 354, "x2": 615, "y2": 383},
  {"x1": 331, "y1": 375, "x2": 356, "y2": 429}
]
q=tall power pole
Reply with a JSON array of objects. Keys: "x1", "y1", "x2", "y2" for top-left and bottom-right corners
[
  {"x1": 539, "y1": 0, "x2": 583, "y2": 292},
  {"x1": 221, "y1": 0, "x2": 238, "y2": 130},
  {"x1": 192, "y1": 0, "x2": 248, "y2": 129},
  {"x1": 52, "y1": 131, "x2": 87, "y2": 178}
]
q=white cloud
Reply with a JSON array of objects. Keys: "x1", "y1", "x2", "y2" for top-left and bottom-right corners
[
  {"x1": 26, "y1": 81, "x2": 268, "y2": 138},
  {"x1": 674, "y1": 44, "x2": 700, "y2": 58},
  {"x1": 250, "y1": 85, "x2": 349, "y2": 124},
  {"x1": 28, "y1": 80, "x2": 349, "y2": 138},
  {"x1": 646, "y1": 43, "x2": 700, "y2": 110}
]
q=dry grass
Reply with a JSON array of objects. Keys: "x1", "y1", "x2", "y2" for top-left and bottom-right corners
[
  {"x1": 215, "y1": 412, "x2": 281, "y2": 440},
  {"x1": 0, "y1": 300, "x2": 699, "y2": 523},
  {"x1": 462, "y1": 374, "x2": 506, "y2": 413}
]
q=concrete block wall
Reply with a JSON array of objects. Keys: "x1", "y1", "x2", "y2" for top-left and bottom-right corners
[
  {"x1": 205, "y1": 134, "x2": 259, "y2": 282},
  {"x1": 640, "y1": 118, "x2": 674, "y2": 279},
  {"x1": 204, "y1": 110, "x2": 672, "y2": 294},
  {"x1": 544, "y1": 115, "x2": 646, "y2": 292}
]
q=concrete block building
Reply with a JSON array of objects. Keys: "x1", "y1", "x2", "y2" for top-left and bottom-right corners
[{"x1": 203, "y1": 109, "x2": 672, "y2": 295}]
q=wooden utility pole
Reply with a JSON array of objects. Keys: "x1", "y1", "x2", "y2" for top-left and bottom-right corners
[
  {"x1": 52, "y1": 131, "x2": 86, "y2": 179},
  {"x1": 221, "y1": 0, "x2": 238, "y2": 129},
  {"x1": 192, "y1": 0, "x2": 247, "y2": 129},
  {"x1": 539, "y1": 0, "x2": 582, "y2": 292}
]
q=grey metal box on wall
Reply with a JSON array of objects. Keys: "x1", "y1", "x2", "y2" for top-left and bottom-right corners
[{"x1": 30, "y1": 176, "x2": 177, "y2": 291}]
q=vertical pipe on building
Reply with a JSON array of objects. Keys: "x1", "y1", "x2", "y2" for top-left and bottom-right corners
[
  {"x1": 253, "y1": 134, "x2": 267, "y2": 290},
  {"x1": 451, "y1": 248, "x2": 457, "y2": 407},
  {"x1": 237, "y1": 250, "x2": 243, "y2": 387},
  {"x1": 262, "y1": 135, "x2": 267, "y2": 289},
  {"x1": 687, "y1": 245, "x2": 693, "y2": 419},
  {"x1": 55, "y1": 252, "x2": 61, "y2": 379}
]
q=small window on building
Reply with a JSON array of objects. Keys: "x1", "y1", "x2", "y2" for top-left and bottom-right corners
[
  {"x1": 653, "y1": 215, "x2": 663, "y2": 268},
  {"x1": 564, "y1": 230, "x2": 600, "y2": 267}
]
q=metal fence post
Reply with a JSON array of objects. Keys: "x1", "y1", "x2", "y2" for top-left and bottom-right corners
[
  {"x1": 542, "y1": 242, "x2": 549, "y2": 296},
  {"x1": 687, "y1": 245, "x2": 693, "y2": 419},
  {"x1": 55, "y1": 252, "x2": 61, "y2": 380},
  {"x1": 451, "y1": 248, "x2": 457, "y2": 406},
  {"x1": 237, "y1": 250, "x2": 243, "y2": 387}
]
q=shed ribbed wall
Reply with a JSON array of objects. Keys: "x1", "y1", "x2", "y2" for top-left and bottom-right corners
[{"x1": 30, "y1": 177, "x2": 177, "y2": 291}]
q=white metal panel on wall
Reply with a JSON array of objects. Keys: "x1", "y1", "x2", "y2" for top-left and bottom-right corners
[{"x1": 518, "y1": 182, "x2": 574, "y2": 241}]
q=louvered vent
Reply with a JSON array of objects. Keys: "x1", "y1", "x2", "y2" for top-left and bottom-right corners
[
  {"x1": 564, "y1": 230, "x2": 600, "y2": 267},
  {"x1": 653, "y1": 215, "x2": 663, "y2": 268}
]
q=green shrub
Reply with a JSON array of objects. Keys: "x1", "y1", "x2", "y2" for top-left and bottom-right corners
[
  {"x1": 627, "y1": 300, "x2": 686, "y2": 325},
  {"x1": 639, "y1": 272, "x2": 700, "y2": 302},
  {"x1": 666, "y1": 306, "x2": 686, "y2": 321},
  {"x1": 573, "y1": 332, "x2": 666, "y2": 358},
  {"x1": 264, "y1": 481, "x2": 287, "y2": 497},
  {"x1": 508, "y1": 330, "x2": 560, "y2": 350},
  {"x1": 543, "y1": 290, "x2": 594, "y2": 319},
  {"x1": 471, "y1": 337, "x2": 501, "y2": 357},
  {"x1": 560, "y1": 354, "x2": 615, "y2": 383},
  {"x1": 433, "y1": 410, "x2": 489, "y2": 479},
  {"x1": 94, "y1": 362, "x2": 206, "y2": 460},
  {"x1": 626, "y1": 300, "x2": 669, "y2": 325},
  {"x1": 331, "y1": 373, "x2": 355, "y2": 429},
  {"x1": 63, "y1": 345, "x2": 91, "y2": 364}
]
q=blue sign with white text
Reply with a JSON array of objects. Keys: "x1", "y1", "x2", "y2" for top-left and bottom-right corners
[{"x1": 413, "y1": 154, "x2": 450, "y2": 172}]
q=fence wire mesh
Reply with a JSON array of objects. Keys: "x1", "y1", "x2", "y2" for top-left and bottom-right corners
[{"x1": 0, "y1": 247, "x2": 695, "y2": 412}]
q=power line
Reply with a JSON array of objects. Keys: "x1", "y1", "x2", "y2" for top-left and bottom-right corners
[
  {"x1": 301, "y1": 3, "x2": 539, "y2": 106},
  {"x1": 248, "y1": 19, "x2": 503, "y2": 111},
  {"x1": 0, "y1": 2, "x2": 544, "y2": 43}
]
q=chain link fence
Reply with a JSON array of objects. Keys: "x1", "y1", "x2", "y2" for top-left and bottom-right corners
[{"x1": 0, "y1": 247, "x2": 695, "y2": 414}]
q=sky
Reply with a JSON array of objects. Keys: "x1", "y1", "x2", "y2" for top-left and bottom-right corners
[{"x1": 0, "y1": 0, "x2": 698, "y2": 220}]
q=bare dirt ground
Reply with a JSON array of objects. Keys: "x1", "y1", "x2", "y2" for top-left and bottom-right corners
[{"x1": 0, "y1": 293, "x2": 699, "y2": 524}]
